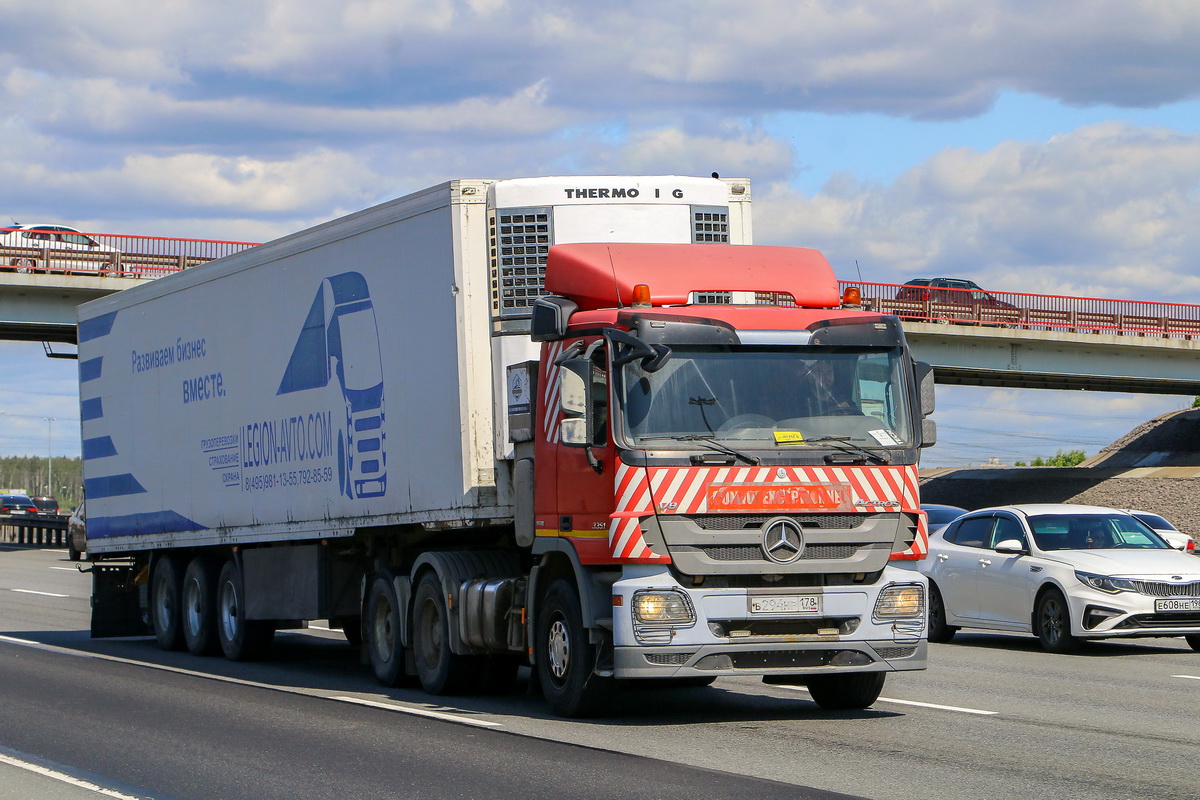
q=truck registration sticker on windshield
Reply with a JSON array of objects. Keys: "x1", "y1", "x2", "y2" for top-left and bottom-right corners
[{"x1": 749, "y1": 595, "x2": 821, "y2": 615}]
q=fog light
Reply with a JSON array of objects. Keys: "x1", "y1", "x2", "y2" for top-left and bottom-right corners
[
  {"x1": 632, "y1": 590, "x2": 694, "y2": 623},
  {"x1": 874, "y1": 583, "x2": 926, "y2": 619},
  {"x1": 695, "y1": 654, "x2": 733, "y2": 670},
  {"x1": 829, "y1": 650, "x2": 874, "y2": 666},
  {"x1": 1084, "y1": 605, "x2": 1123, "y2": 630}
]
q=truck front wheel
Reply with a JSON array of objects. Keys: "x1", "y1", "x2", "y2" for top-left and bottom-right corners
[
  {"x1": 536, "y1": 579, "x2": 608, "y2": 717},
  {"x1": 412, "y1": 572, "x2": 475, "y2": 694},
  {"x1": 806, "y1": 672, "x2": 886, "y2": 710},
  {"x1": 150, "y1": 554, "x2": 185, "y2": 651},
  {"x1": 216, "y1": 559, "x2": 275, "y2": 661}
]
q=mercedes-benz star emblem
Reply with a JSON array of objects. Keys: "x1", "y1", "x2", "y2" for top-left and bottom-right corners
[{"x1": 761, "y1": 517, "x2": 805, "y2": 564}]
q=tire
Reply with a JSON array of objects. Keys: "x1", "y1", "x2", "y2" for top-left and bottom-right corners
[
  {"x1": 927, "y1": 583, "x2": 958, "y2": 643},
  {"x1": 1185, "y1": 634, "x2": 1200, "y2": 652},
  {"x1": 806, "y1": 672, "x2": 886, "y2": 710},
  {"x1": 537, "y1": 578, "x2": 609, "y2": 717},
  {"x1": 412, "y1": 572, "x2": 477, "y2": 695},
  {"x1": 181, "y1": 556, "x2": 221, "y2": 656},
  {"x1": 366, "y1": 572, "x2": 407, "y2": 687},
  {"x1": 150, "y1": 554, "x2": 185, "y2": 651},
  {"x1": 67, "y1": 540, "x2": 81, "y2": 561},
  {"x1": 1034, "y1": 588, "x2": 1080, "y2": 654},
  {"x1": 216, "y1": 559, "x2": 275, "y2": 661}
]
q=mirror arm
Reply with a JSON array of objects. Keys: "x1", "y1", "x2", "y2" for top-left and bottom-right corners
[{"x1": 585, "y1": 446, "x2": 604, "y2": 475}]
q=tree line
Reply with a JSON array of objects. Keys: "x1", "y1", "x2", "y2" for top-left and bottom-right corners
[{"x1": 0, "y1": 456, "x2": 83, "y2": 512}]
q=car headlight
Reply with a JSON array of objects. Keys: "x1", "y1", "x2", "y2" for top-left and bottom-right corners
[
  {"x1": 1075, "y1": 571, "x2": 1137, "y2": 593},
  {"x1": 632, "y1": 590, "x2": 695, "y2": 624},
  {"x1": 874, "y1": 583, "x2": 925, "y2": 619}
]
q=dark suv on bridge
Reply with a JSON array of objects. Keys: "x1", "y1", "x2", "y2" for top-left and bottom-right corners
[{"x1": 896, "y1": 277, "x2": 1018, "y2": 322}]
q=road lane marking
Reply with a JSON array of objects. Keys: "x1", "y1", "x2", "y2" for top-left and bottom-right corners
[
  {"x1": 333, "y1": 696, "x2": 502, "y2": 727},
  {"x1": 0, "y1": 634, "x2": 503, "y2": 730},
  {"x1": 11, "y1": 589, "x2": 69, "y2": 598},
  {"x1": 779, "y1": 686, "x2": 998, "y2": 715},
  {"x1": 1172, "y1": 675, "x2": 1200, "y2": 681},
  {"x1": 0, "y1": 751, "x2": 148, "y2": 799}
]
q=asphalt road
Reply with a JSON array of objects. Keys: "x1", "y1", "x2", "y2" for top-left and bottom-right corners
[{"x1": 2, "y1": 545, "x2": 1198, "y2": 800}]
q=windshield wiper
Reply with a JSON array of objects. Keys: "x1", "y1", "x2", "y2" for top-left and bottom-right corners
[
  {"x1": 802, "y1": 436, "x2": 891, "y2": 465},
  {"x1": 641, "y1": 435, "x2": 761, "y2": 465}
]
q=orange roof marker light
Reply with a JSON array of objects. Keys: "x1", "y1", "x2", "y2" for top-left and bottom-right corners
[
  {"x1": 632, "y1": 283, "x2": 653, "y2": 308},
  {"x1": 841, "y1": 286, "x2": 862, "y2": 308}
]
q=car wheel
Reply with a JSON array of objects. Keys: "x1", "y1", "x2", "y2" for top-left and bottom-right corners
[
  {"x1": 412, "y1": 571, "x2": 478, "y2": 695},
  {"x1": 927, "y1": 582, "x2": 958, "y2": 643},
  {"x1": 67, "y1": 539, "x2": 81, "y2": 561},
  {"x1": 181, "y1": 556, "x2": 221, "y2": 656},
  {"x1": 1185, "y1": 634, "x2": 1200, "y2": 652},
  {"x1": 366, "y1": 571, "x2": 408, "y2": 687},
  {"x1": 806, "y1": 672, "x2": 886, "y2": 710},
  {"x1": 150, "y1": 554, "x2": 186, "y2": 651},
  {"x1": 216, "y1": 559, "x2": 275, "y2": 661},
  {"x1": 537, "y1": 578, "x2": 610, "y2": 717},
  {"x1": 1034, "y1": 588, "x2": 1080, "y2": 654}
]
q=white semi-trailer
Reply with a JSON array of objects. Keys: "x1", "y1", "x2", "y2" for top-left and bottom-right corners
[{"x1": 79, "y1": 175, "x2": 932, "y2": 716}]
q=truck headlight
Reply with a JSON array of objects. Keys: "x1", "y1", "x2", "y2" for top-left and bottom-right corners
[
  {"x1": 874, "y1": 583, "x2": 925, "y2": 619},
  {"x1": 632, "y1": 590, "x2": 695, "y2": 624},
  {"x1": 1075, "y1": 571, "x2": 1137, "y2": 594}
]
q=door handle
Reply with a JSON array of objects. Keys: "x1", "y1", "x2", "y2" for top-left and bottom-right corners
[{"x1": 979, "y1": 558, "x2": 992, "y2": 566}]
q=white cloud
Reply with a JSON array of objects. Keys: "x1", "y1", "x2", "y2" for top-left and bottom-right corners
[{"x1": 756, "y1": 123, "x2": 1200, "y2": 300}]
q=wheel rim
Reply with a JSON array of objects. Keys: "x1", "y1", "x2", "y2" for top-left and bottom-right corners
[
  {"x1": 153, "y1": 571, "x2": 173, "y2": 632},
  {"x1": 183, "y1": 578, "x2": 202, "y2": 637},
  {"x1": 417, "y1": 597, "x2": 443, "y2": 670},
  {"x1": 1041, "y1": 596, "x2": 1064, "y2": 644},
  {"x1": 219, "y1": 579, "x2": 239, "y2": 642},
  {"x1": 371, "y1": 594, "x2": 395, "y2": 664},
  {"x1": 547, "y1": 617, "x2": 570, "y2": 682}
]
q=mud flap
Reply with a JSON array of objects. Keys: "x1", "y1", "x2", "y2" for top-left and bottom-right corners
[{"x1": 90, "y1": 563, "x2": 149, "y2": 638}]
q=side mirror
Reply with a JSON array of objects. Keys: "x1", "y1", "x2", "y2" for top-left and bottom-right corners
[
  {"x1": 920, "y1": 418, "x2": 936, "y2": 448},
  {"x1": 994, "y1": 539, "x2": 1027, "y2": 555},
  {"x1": 558, "y1": 358, "x2": 592, "y2": 447},
  {"x1": 915, "y1": 361, "x2": 935, "y2": 416},
  {"x1": 531, "y1": 296, "x2": 578, "y2": 342}
]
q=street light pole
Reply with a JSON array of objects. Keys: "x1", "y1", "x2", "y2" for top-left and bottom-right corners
[{"x1": 44, "y1": 417, "x2": 55, "y2": 496}]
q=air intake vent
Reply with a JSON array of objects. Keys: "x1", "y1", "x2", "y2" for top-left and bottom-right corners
[
  {"x1": 691, "y1": 206, "x2": 729, "y2": 243},
  {"x1": 490, "y1": 207, "x2": 552, "y2": 330}
]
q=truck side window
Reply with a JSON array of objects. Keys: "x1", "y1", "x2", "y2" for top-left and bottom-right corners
[{"x1": 590, "y1": 348, "x2": 608, "y2": 447}]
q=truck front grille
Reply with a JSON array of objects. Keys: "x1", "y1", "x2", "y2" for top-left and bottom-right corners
[
  {"x1": 688, "y1": 513, "x2": 871, "y2": 531},
  {"x1": 701, "y1": 544, "x2": 859, "y2": 561}
]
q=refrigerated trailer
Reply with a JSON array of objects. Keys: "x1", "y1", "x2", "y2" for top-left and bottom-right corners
[{"x1": 79, "y1": 175, "x2": 935, "y2": 716}]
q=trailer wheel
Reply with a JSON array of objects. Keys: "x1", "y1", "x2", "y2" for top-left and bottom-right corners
[
  {"x1": 150, "y1": 554, "x2": 185, "y2": 651},
  {"x1": 181, "y1": 556, "x2": 221, "y2": 656},
  {"x1": 537, "y1": 579, "x2": 609, "y2": 717},
  {"x1": 412, "y1": 572, "x2": 476, "y2": 695},
  {"x1": 367, "y1": 572, "x2": 407, "y2": 687},
  {"x1": 805, "y1": 672, "x2": 886, "y2": 710},
  {"x1": 216, "y1": 559, "x2": 275, "y2": 661}
]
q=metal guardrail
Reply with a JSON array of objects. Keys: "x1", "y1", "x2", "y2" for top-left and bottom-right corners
[
  {"x1": 1, "y1": 229, "x2": 260, "y2": 280},
  {"x1": 0, "y1": 515, "x2": 68, "y2": 548},
  {"x1": 844, "y1": 281, "x2": 1200, "y2": 340}
]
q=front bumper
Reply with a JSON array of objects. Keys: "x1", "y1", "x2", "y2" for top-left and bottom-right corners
[
  {"x1": 1069, "y1": 586, "x2": 1200, "y2": 638},
  {"x1": 611, "y1": 566, "x2": 928, "y2": 679}
]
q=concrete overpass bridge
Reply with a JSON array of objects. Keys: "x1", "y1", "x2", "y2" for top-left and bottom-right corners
[{"x1": 1, "y1": 227, "x2": 1197, "y2": 396}]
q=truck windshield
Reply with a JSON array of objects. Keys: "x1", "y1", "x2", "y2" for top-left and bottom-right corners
[{"x1": 618, "y1": 346, "x2": 914, "y2": 451}]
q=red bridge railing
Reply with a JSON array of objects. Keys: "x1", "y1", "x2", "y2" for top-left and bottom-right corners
[
  {"x1": 1, "y1": 228, "x2": 260, "y2": 279},
  {"x1": 843, "y1": 280, "x2": 1200, "y2": 340}
]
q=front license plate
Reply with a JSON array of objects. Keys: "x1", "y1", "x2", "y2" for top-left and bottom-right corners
[
  {"x1": 749, "y1": 595, "x2": 821, "y2": 615},
  {"x1": 1154, "y1": 598, "x2": 1200, "y2": 612}
]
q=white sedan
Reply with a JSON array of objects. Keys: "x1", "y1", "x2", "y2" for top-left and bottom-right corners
[
  {"x1": 0, "y1": 223, "x2": 120, "y2": 272},
  {"x1": 902, "y1": 504, "x2": 1200, "y2": 653}
]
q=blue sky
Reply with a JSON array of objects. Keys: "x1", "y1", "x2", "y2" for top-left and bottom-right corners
[{"x1": 1, "y1": 1, "x2": 1199, "y2": 467}]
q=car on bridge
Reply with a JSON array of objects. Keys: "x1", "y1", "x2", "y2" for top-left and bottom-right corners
[
  {"x1": 904, "y1": 504, "x2": 1200, "y2": 653},
  {"x1": 0, "y1": 223, "x2": 120, "y2": 274},
  {"x1": 896, "y1": 277, "x2": 1019, "y2": 324}
]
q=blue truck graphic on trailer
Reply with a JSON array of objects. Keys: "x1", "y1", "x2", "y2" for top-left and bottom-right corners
[{"x1": 278, "y1": 272, "x2": 387, "y2": 499}]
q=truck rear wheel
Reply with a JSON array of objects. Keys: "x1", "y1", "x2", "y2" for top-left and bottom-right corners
[
  {"x1": 536, "y1": 579, "x2": 608, "y2": 717},
  {"x1": 806, "y1": 672, "x2": 886, "y2": 710},
  {"x1": 216, "y1": 559, "x2": 275, "y2": 661},
  {"x1": 412, "y1": 572, "x2": 476, "y2": 694},
  {"x1": 367, "y1": 572, "x2": 408, "y2": 687},
  {"x1": 182, "y1": 556, "x2": 221, "y2": 656},
  {"x1": 150, "y1": 554, "x2": 185, "y2": 651}
]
